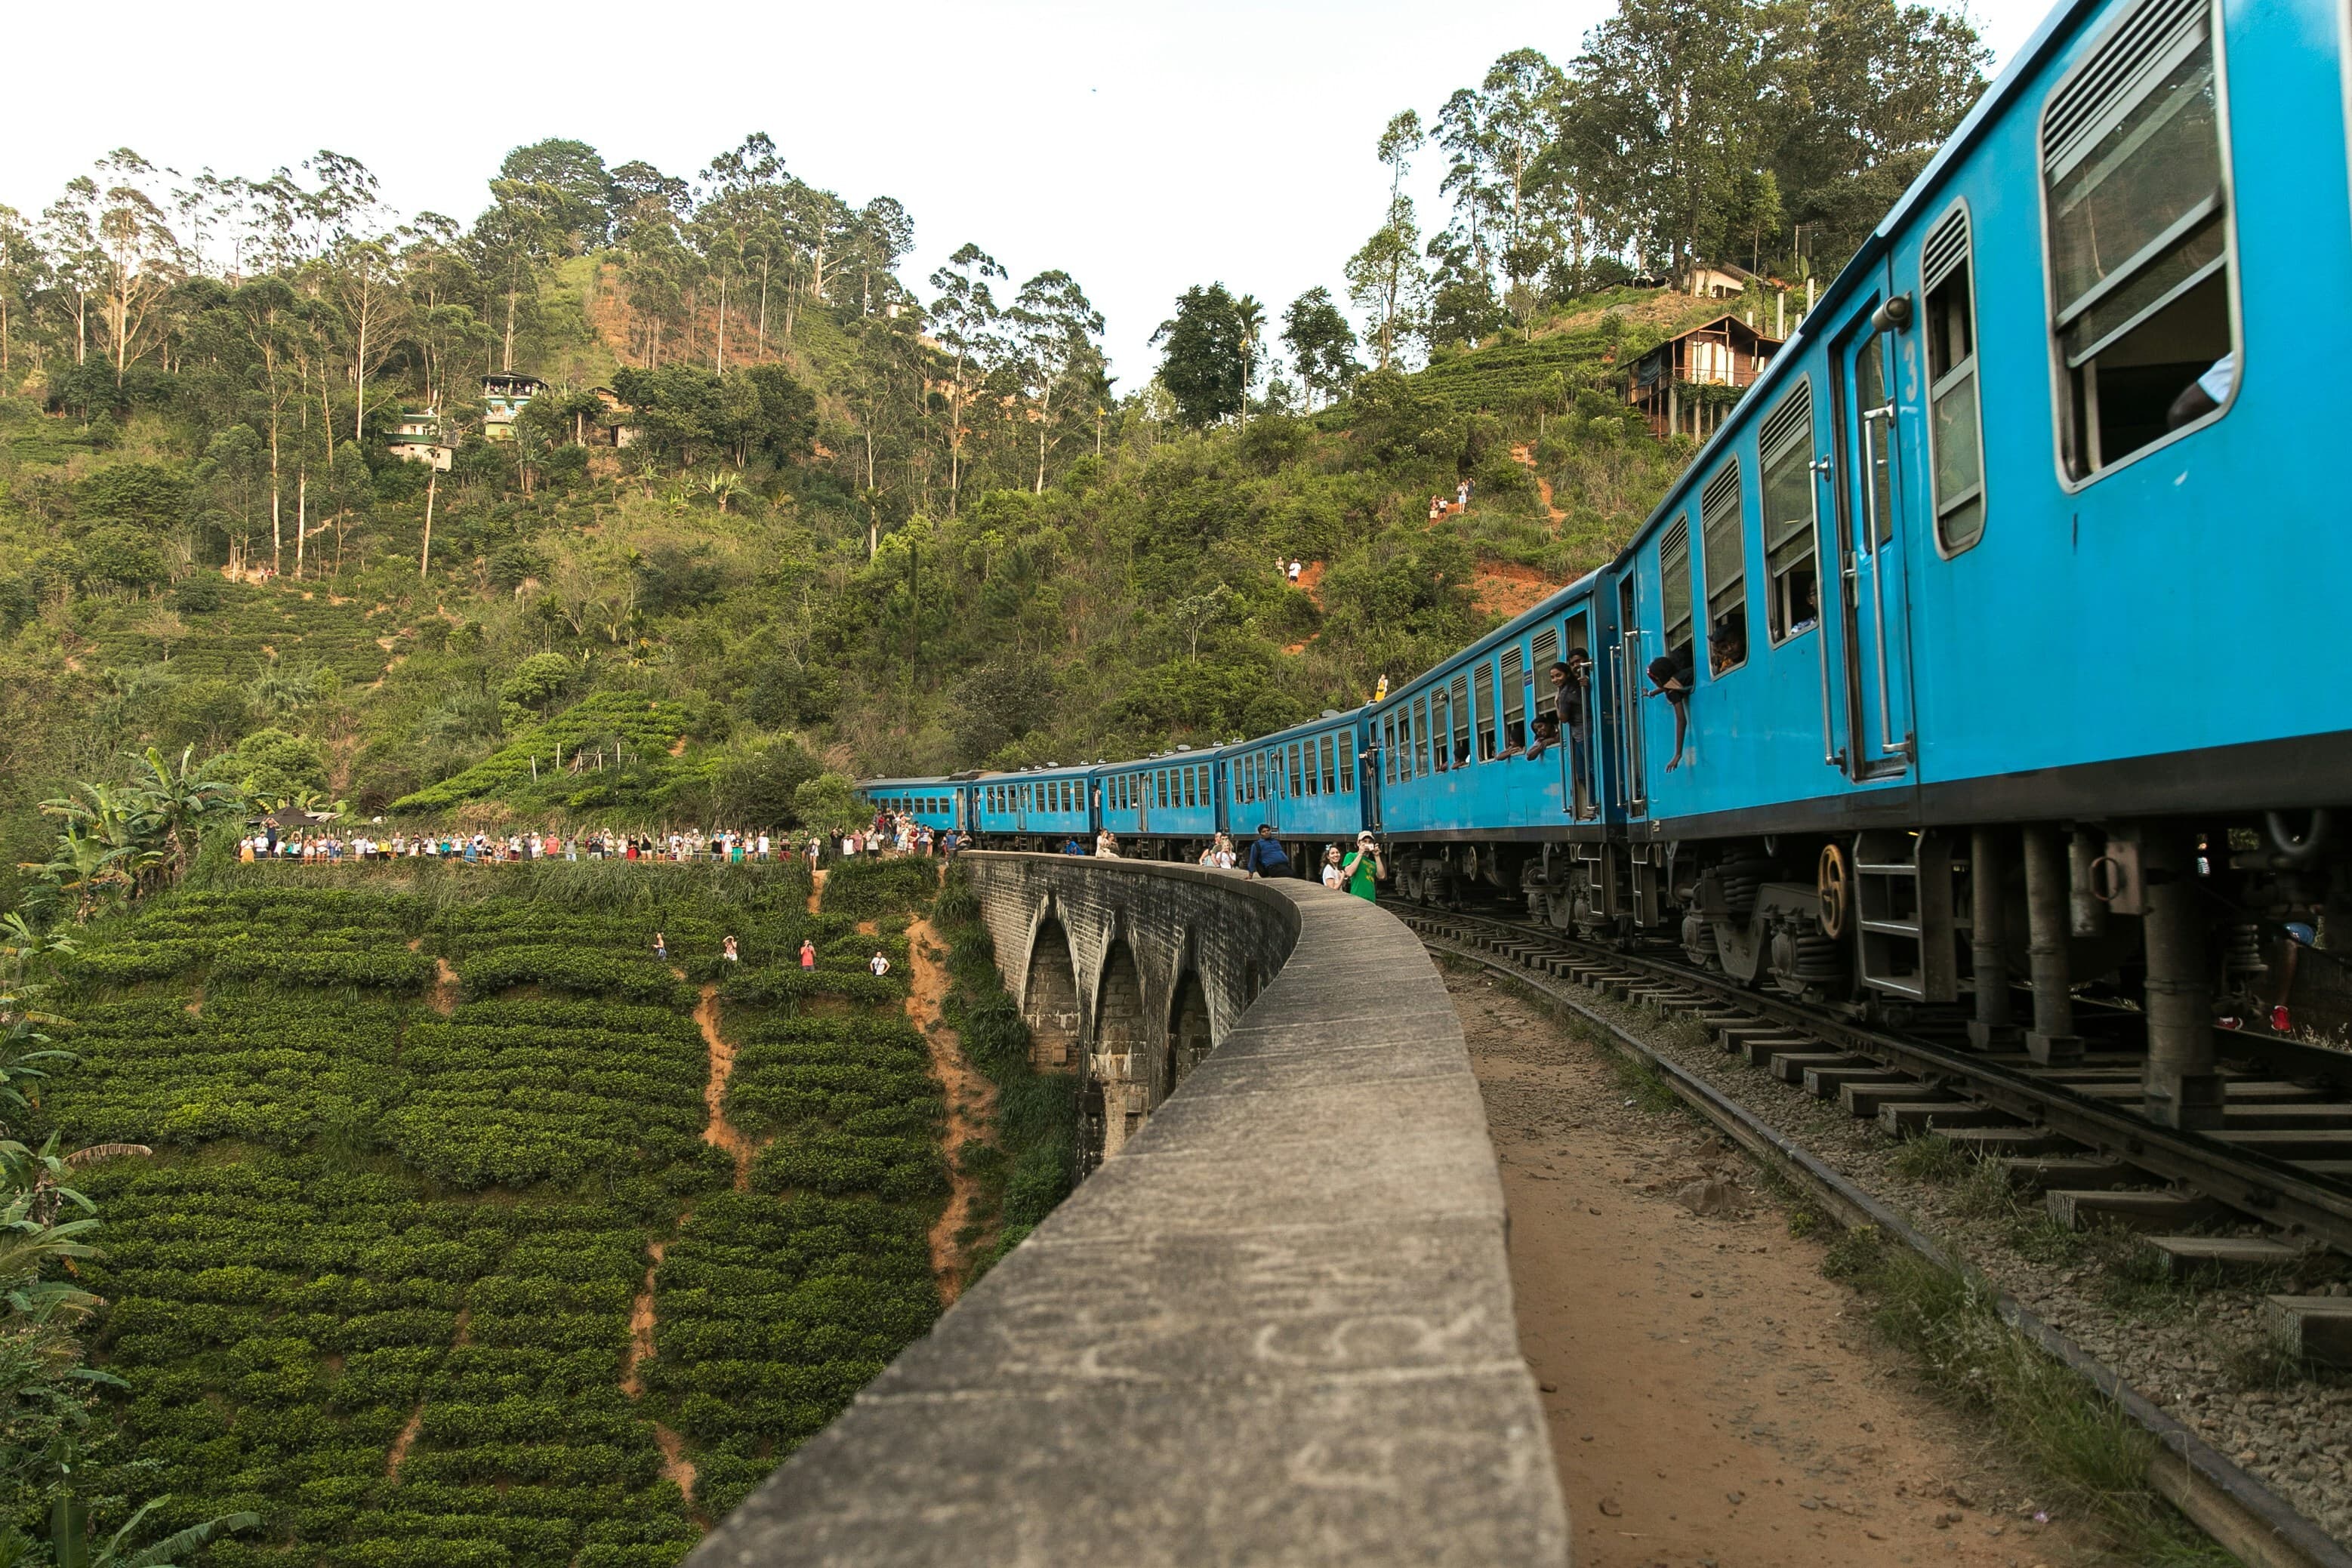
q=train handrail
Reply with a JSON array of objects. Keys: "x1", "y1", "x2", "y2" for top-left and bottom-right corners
[
  {"x1": 1861, "y1": 402, "x2": 1902, "y2": 759},
  {"x1": 1809, "y1": 454, "x2": 1842, "y2": 770}
]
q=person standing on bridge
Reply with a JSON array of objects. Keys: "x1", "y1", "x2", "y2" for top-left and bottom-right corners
[
  {"x1": 1342, "y1": 833, "x2": 1386, "y2": 903},
  {"x1": 1244, "y1": 825, "x2": 1291, "y2": 879}
]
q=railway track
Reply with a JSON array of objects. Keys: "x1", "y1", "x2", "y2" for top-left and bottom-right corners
[
  {"x1": 1401, "y1": 905, "x2": 2352, "y2": 1267},
  {"x1": 1401, "y1": 902, "x2": 2352, "y2": 1568}
]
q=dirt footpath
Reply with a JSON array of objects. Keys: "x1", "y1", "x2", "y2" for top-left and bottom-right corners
[{"x1": 1454, "y1": 970, "x2": 2090, "y2": 1568}]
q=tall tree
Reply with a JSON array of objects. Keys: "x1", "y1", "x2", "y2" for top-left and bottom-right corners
[
  {"x1": 1008, "y1": 270, "x2": 1105, "y2": 492},
  {"x1": 926, "y1": 244, "x2": 1005, "y2": 516},
  {"x1": 1345, "y1": 112, "x2": 1429, "y2": 370},
  {"x1": 1151, "y1": 283, "x2": 1248, "y2": 430},
  {"x1": 1281, "y1": 287, "x2": 1359, "y2": 408}
]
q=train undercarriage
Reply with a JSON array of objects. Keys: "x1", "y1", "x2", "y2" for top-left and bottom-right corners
[{"x1": 1393, "y1": 812, "x2": 2350, "y2": 1123}]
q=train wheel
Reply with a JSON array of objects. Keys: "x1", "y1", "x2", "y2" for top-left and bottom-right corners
[{"x1": 1817, "y1": 843, "x2": 1850, "y2": 940}]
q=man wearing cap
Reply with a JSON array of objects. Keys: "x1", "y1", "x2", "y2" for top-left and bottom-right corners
[{"x1": 1340, "y1": 832, "x2": 1385, "y2": 902}]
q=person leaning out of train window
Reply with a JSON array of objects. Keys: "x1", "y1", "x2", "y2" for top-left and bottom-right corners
[
  {"x1": 2166, "y1": 350, "x2": 2235, "y2": 430},
  {"x1": 1244, "y1": 825, "x2": 1291, "y2": 879},
  {"x1": 1648, "y1": 648, "x2": 1696, "y2": 771},
  {"x1": 1521, "y1": 708, "x2": 1564, "y2": 761}
]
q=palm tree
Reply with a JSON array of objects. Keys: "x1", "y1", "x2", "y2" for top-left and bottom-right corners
[{"x1": 1235, "y1": 294, "x2": 1266, "y2": 428}]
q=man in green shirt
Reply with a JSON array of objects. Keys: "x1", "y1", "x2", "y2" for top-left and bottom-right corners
[{"x1": 1341, "y1": 833, "x2": 1385, "y2": 902}]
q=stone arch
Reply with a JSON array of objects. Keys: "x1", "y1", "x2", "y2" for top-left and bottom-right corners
[
  {"x1": 1023, "y1": 913, "x2": 1080, "y2": 1073},
  {"x1": 1163, "y1": 970, "x2": 1213, "y2": 1101},
  {"x1": 1085, "y1": 939, "x2": 1146, "y2": 1170}
]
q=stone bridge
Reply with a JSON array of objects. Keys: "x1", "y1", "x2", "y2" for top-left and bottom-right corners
[{"x1": 690, "y1": 853, "x2": 1568, "y2": 1566}]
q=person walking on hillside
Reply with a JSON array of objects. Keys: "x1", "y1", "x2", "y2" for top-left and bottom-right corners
[
  {"x1": 869, "y1": 950, "x2": 891, "y2": 978},
  {"x1": 722, "y1": 935, "x2": 741, "y2": 963},
  {"x1": 1342, "y1": 832, "x2": 1386, "y2": 902},
  {"x1": 1244, "y1": 825, "x2": 1291, "y2": 879},
  {"x1": 653, "y1": 932, "x2": 668, "y2": 962},
  {"x1": 800, "y1": 939, "x2": 816, "y2": 972},
  {"x1": 1287, "y1": 559, "x2": 1302, "y2": 585}
]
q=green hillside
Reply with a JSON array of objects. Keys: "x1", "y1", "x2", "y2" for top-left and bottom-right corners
[{"x1": 17, "y1": 858, "x2": 1039, "y2": 1560}]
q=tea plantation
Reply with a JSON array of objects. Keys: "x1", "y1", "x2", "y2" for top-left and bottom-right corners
[{"x1": 44, "y1": 858, "x2": 985, "y2": 1566}]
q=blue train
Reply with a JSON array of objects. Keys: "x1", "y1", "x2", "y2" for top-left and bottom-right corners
[{"x1": 867, "y1": 0, "x2": 2350, "y2": 1127}]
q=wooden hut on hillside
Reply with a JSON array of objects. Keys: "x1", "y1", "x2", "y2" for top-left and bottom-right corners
[{"x1": 1627, "y1": 314, "x2": 1783, "y2": 441}]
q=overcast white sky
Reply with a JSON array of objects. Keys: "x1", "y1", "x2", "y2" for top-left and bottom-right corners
[{"x1": 8, "y1": 0, "x2": 2055, "y2": 384}]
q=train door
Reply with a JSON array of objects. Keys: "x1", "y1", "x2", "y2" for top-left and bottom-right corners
[
  {"x1": 1555, "y1": 611, "x2": 1598, "y2": 820},
  {"x1": 1826, "y1": 275, "x2": 1919, "y2": 777},
  {"x1": 1610, "y1": 576, "x2": 1648, "y2": 816}
]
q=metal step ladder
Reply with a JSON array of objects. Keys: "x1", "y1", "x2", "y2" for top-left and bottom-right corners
[{"x1": 1854, "y1": 828, "x2": 1959, "y2": 1002}]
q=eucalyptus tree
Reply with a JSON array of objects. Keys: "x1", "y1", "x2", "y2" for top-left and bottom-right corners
[
  {"x1": 1008, "y1": 270, "x2": 1105, "y2": 491},
  {"x1": 928, "y1": 243, "x2": 1006, "y2": 516},
  {"x1": 1345, "y1": 112, "x2": 1429, "y2": 370}
]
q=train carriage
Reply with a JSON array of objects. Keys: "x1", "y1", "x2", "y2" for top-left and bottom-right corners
[
  {"x1": 1099, "y1": 749, "x2": 1222, "y2": 854},
  {"x1": 859, "y1": 779, "x2": 965, "y2": 835},
  {"x1": 974, "y1": 767, "x2": 1097, "y2": 846},
  {"x1": 1219, "y1": 712, "x2": 1371, "y2": 855},
  {"x1": 1370, "y1": 578, "x2": 1631, "y2": 909}
]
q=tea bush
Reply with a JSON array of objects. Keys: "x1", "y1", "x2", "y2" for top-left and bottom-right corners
[
  {"x1": 816, "y1": 857, "x2": 938, "y2": 920},
  {"x1": 383, "y1": 1001, "x2": 711, "y2": 1190},
  {"x1": 52, "y1": 994, "x2": 406, "y2": 1148}
]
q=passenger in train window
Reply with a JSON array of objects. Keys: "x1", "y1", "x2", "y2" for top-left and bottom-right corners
[
  {"x1": 1648, "y1": 650, "x2": 1695, "y2": 771},
  {"x1": 1521, "y1": 709, "x2": 1563, "y2": 760},
  {"x1": 2166, "y1": 351, "x2": 2236, "y2": 430},
  {"x1": 1709, "y1": 613, "x2": 1747, "y2": 676}
]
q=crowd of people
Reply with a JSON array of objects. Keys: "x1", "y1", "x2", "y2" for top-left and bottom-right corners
[
  {"x1": 237, "y1": 807, "x2": 969, "y2": 868},
  {"x1": 232, "y1": 806, "x2": 1393, "y2": 904}
]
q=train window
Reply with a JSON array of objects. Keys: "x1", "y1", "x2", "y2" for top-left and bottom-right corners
[
  {"x1": 1321, "y1": 735, "x2": 1336, "y2": 793},
  {"x1": 1383, "y1": 714, "x2": 1398, "y2": 783},
  {"x1": 1415, "y1": 696, "x2": 1432, "y2": 775},
  {"x1": 1923, "y1": 206, "x2": 1987, "y2": 551},
  {"x1": 1699, "y1": 466, "x2": 1747, "y2": 673},
  {"x1": 1304, "y1": 744, "x2": 1320, "y2": 796},
  {"x1": 1428, "y1": 689, "x2": 1448, "y2": 771},
  {"x1": 1530, "y1": 630, "x2": 1559, "y2": 719},
  {"x1": 1659, "y1": 519, "x2": 1695, "y2": 679},
  {"x1": 1500, "y1": 647, "x2": 1526, "y2": 750},
  {"x1": 1286, "y1": 743, "x2": 1301, "y2": 795},
  {"x1": 1339, "y1": 737, "x2": 1354, "y2": 792},
  {"x1": 1759, "y1": 388, "x2": 1820, "y2": 643},
  {"x1": 1450, "y1": 675, "x2": 1472, "y2": 768},
  {"x1": 1474, "y1": 664, "x2": 1497, "y2": 762},
  {"x1": 2043, "y1": 0, "x2": 2234, "y2": 478}
]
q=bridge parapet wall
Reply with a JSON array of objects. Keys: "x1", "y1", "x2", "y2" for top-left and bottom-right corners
[{"x1": 690, "y1": 853, "x2": 1568, "y2": 1566}]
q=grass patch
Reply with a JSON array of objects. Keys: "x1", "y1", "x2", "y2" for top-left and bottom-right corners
[
  {"x1": 1821, "y1": 1225, "x2": 2234, "y2": 1565},
  {"x1": 1889, "y1": 1134, "x2": 1972, "y2": 1184},
  {"x1": 1608, "y1": 1048, "x2": 1682, "y2": 1116}
]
